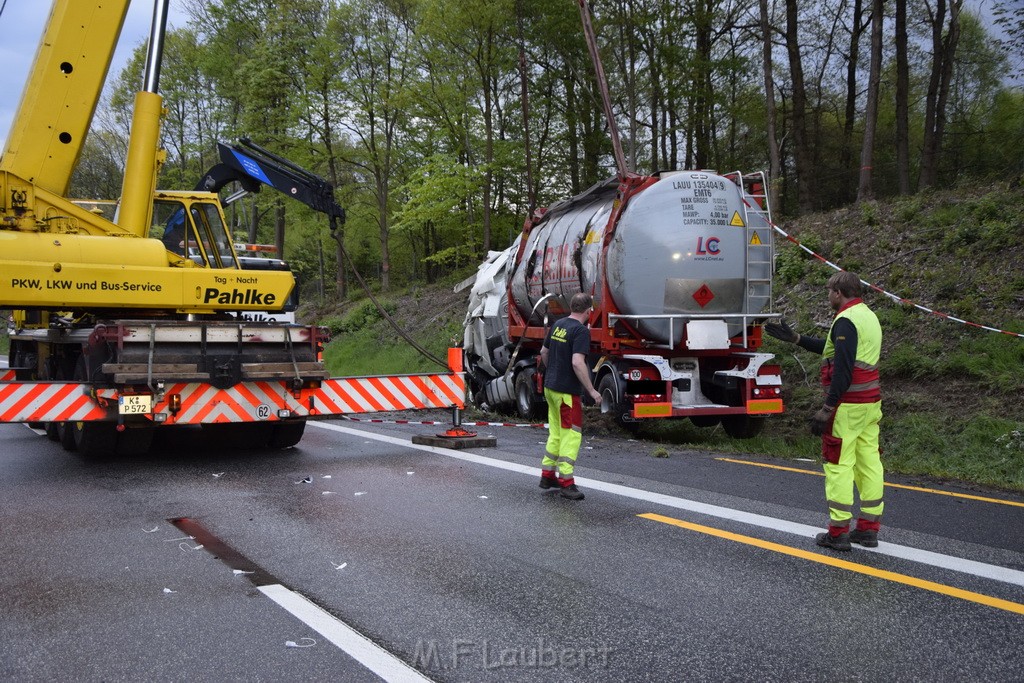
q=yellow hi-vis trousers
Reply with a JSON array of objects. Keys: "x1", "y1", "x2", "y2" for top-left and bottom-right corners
[
  {"x1": 542, "y1": 388, "x2": 583, "y2": 481},
  {"x1": 824, "y1": 401, "x2": 884, "y2": 527}
]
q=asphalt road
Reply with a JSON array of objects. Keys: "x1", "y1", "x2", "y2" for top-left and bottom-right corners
[{"x1": 1, "y1": 413, "x2": 1023, "y2": 682}]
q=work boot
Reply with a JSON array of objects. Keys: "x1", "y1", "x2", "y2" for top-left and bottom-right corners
[
  {"x1": 539, "y1": 475, "x2": 560, "y2": 490},
  {"x1": 815, "y1": 531, "x2": 852, "y2": 551},
  {"x1": 561, "y1": 484, "x2": 585, "y2": 501},
  {"x1": 849, "y1": 529, "x2": 878, "y2": 547}
]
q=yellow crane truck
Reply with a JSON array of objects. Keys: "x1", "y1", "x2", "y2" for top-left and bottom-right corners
[{"x1": 0, "y1": 0, "x2": 464, "y2": 455}]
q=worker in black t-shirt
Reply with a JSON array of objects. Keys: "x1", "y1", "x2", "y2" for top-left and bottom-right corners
[{"x1": 538, "y1": 292, "x2": 603, "y2": 500}]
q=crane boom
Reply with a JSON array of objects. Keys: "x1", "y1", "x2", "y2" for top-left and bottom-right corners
[{"x1": 0, "y1": 2, "x2": 130, "y2": 196}]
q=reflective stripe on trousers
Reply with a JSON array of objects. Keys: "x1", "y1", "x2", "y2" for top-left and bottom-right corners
[
  {"x1": 542, "y1": 388, "x2": 583, "y2": 478},
  {"x1": 824, "y1": 401, "x2": 884, "y2": 525}
]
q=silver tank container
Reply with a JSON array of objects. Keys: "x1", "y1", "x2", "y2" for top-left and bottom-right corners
[{"x1": 507, "y1": 172, "x2": 773, "y2": 344}]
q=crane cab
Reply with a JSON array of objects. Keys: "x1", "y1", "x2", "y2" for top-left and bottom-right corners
[{"x1": 149, "y1": 191, "x2": 241, "y2": 270}]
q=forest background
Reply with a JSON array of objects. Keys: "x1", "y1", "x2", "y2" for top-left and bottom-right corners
[{"x1": 68, "y1": 0, "x2": 1024, "y2": 301}]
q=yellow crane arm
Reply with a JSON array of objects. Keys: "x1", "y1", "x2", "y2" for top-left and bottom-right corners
[{"x1": 0, "y1": 1, "x2": 131, "y2": 196}]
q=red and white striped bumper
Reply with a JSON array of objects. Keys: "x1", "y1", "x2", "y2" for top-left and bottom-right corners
[{"x1": 0, "y1": 373, "x2": 465, "y2": 424}]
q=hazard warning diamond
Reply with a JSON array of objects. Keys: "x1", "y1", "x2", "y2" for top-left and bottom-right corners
[{"x1": 693, "y1": 284, "x2": 715, "y2": 308}]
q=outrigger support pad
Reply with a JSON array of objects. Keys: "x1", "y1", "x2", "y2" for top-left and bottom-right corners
[
  {"x1": 438, "y1": 406, "x2": 477, "y2": 438},
  {"x1": 412, "y1": 406, "x2": 497, "y2": 449}
]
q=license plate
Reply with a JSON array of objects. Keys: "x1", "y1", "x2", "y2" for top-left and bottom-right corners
[{"x1": 119, "y1": 394, "x2": 153, "y2": 415}]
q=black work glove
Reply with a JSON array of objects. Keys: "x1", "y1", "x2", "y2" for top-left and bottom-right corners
[
  {"x1": 764, "y1": 319, "x2": 799, "y2": 344},
  {"x1": 809, "y1": 405, "x2": 836, "y2": 436}
]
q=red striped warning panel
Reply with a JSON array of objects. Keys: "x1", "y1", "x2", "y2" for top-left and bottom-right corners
[
  {"x1": 0, "y1": 373, "x2": 465, "y2": 425},
  {"x1": 312, "y1": 373, "x2": 465, "y2": 416},
  {"x1": 0, "y1": 370, "x2": 16, "y2": 382},
  {"x1": 158, "y1": 373, "x2": 466, "y2": 425},
  {"x1": 0, "y1": 382, "x2": 107, "y2": 423}
]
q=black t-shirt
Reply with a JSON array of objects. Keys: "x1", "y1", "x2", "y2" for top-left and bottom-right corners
[{"x1": 543, "y1": 316, "x2": 591, "y2": 395}]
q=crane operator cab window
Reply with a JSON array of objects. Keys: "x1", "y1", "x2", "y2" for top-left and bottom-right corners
[{"x1": 155, "y1": 199, "x2": 239, "y2": 269}]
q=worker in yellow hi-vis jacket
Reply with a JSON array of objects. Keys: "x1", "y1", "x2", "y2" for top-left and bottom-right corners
[
  {"x1": 539, "y1": 292, "x2": 603, "y2": 501},
  {"x1": 766, "y1": 271, "x2": 884, "y2": 551}
]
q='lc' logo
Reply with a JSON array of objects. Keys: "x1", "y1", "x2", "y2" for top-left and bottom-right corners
[{"x1": 696, "y1": 236, "x2": 721, "y2": 255}]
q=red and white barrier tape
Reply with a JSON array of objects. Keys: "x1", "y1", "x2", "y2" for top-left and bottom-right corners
[
  {"x1": 337, "y1": 415, "x2": 547, "y2": 428},
  {"x1": 769, "y1": 222, "x2": 1024, "y2": 339}
]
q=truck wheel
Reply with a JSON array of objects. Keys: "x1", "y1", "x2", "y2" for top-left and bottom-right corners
[
  {"x1": 269, "y1": 421, "x2": 306, "y2": 449},
  {"x1": 202, "y1": 422, "x2": 272, "y2": 449},
  {"x1": 116, "y1": 426, "x2": 154, "y2": 456},
  {"x1": 72, "y1": 421, "x2": 118, "y2": 457},
  {"x1": 45, "y1": 422, "x2": 61, "y2": 441},
  {"x1": 514, "y1": 368, "x2": 546, "y2": 420},
  {"x1": 721, "y1": 415, "x2": 766, "y2": 439},
  {"x1": 599, "y1": 373, "x2": 636, "y2": 430},
  {"x1": 58, "y1": 422, "x2": 77, "y2": 451}
]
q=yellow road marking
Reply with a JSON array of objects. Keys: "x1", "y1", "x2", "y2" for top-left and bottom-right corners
[
  {"x1": 716, "y1": 457, "x2": 1024, "y2": 509},
  {"x1": 639, "y1": 512, "x2": 1024, "y2": 616}
]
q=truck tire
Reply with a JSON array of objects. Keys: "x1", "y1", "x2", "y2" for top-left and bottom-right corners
[
  {"x1": 721, "y1": 415, "x2": 766, "y2": 439},
  {"x1": 269, "y1": 421, "x2": 306, "y2": 449},
  {"x1": 72, "y1": 420, "x2": 118, "y2": 457},
  {"x1": 45, "y1": 422, "x2": 61, "y2": 441},
  {"x1": 58, "y1": 422, "x2": 77, "y2": 451},
  {"x1": 598, "y1": 373, "x2": 636, "y2": 430},
  {"x1": 202, "y1": 422, "x2": 272, "y2": 449},
  {"x1": 514, "y1": 368, "x2": 546, "y2": 420},
  {"x1": 116, "y1": 426, "x2": 154, "y2": 456}
]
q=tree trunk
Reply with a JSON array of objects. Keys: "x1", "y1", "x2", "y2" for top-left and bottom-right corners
[
  {"x1": 894, "y1": 0, "x2": 911, "y2": 194},
  {"x1": 693, "y1": 0, "x2": 713, "y2": 169},
  {"x1": 759, "y1": 0, "x2": 783, "y2": 213},
  {"x1": 840, "y1": 0, "x2": 864, "y2": 204},
  {"x1": 650, "y1": 59, "x2": 661, "y2": 171},
  {"x1": 920, "y1": 0, "x2": 963, "y2": 188},
  {"x1": 482, "y1": 80, "x2": 493, "y2": 254},
  {"x1": 785, "y1": 0, "x2": 815, "y2": 212},
  {"x1": 857, "y1": 0, "x2": 885, "y2": 202},
  {"x1": 274, "y1": 199, "x2": 286, "y2": 260},
  {"x1": 321, "y1": 105, "x2": 346, "y2": 300},
  {"x1": 481, "y1": 31, "x2": 494, "y2": 254},
  {"x1": 516, "y1": 1, "x2": 535, "y2": 213},
  {"x1": 378, "y1": 172, "x2": 391, "y2": 291}
]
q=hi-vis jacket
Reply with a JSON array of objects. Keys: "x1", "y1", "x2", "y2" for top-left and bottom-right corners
[{"x1": 821, "y1": 299, "x2": 882, "y2": 404}]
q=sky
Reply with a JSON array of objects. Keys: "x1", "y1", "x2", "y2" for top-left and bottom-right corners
[{"x1": 0, "y1": 0, "x2": 189, "y2": 150}]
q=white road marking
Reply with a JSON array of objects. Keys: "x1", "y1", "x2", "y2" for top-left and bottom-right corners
[
  {"x1": 311, "y1": 421, "x2": 1024, "y2": 589},
  {"x1": 259, "y1": 583, "x2": 432, "y2": 683}
]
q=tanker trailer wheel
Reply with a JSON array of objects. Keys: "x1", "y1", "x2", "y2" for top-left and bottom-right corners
[
  {"x1": 514, "y1": 368, "x2": 546, "y2": 420},
  {"x1": 598, "y1": 373, "x2": 637, "y2": 431},
  {"x1": 721, "y1": 415, "x2": 766, "y2": 439}
]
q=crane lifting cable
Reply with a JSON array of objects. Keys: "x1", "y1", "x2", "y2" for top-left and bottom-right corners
[{"x1": 330, "y1": 232, "x2": 449, "y2": 371}]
